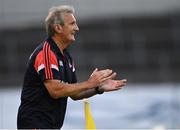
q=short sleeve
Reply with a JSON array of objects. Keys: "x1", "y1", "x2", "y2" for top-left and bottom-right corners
[{"x1": 34, "y1": 42, "x2": 60, "y2": 81}]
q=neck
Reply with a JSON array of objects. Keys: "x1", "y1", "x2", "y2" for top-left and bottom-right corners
[{"x1": 51, "y1": 35, "x2": 66, "y2": 54}]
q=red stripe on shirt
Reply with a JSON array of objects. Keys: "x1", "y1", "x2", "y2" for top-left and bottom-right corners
[
  {"x1": 43, "y1": 42, "x2": 51, "y2": 79},
  {"x1": 47, "y1": 43, "x2": 53, "y2": 79},
  {"x1": 42, "y1": 41, "x2": 59, "y2": 79}
]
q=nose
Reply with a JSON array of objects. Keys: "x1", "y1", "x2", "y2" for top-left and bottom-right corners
[{"x1": 75, "y1": 24, "x2": 79, "y2": 31}]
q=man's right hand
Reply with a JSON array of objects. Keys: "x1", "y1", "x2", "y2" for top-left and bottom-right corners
[{"x1": 87, "y1": 68, "x2": 117, "y2": 88}]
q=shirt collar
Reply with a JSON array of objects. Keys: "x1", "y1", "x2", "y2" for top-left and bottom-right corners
[{"x1": 47, "y1": 37, "x2": 69, "y2": 57}]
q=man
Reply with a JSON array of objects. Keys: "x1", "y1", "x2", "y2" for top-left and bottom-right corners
[{"x1": 17, "y1": 5, "x2": 127, "y2": 129}]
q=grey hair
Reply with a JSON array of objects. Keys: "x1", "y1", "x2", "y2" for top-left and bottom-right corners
[{"x1": 45, "y1": 5, "x2": 75, "y2": 36}]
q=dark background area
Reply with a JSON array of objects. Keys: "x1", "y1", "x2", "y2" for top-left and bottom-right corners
[{"x1": 0, "y1": 13, "x2": 180, "y2": 86}]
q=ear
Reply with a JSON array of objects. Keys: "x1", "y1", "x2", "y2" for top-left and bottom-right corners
[{"x1": 54, "y1": 24, "x2": 63, "y2": 33}]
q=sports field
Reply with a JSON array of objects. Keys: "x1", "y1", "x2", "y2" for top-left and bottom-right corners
[{"x1": 0, "y1": 84, "x2": 179, "y2": 129}]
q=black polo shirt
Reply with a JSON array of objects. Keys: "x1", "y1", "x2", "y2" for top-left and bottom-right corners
[{"x1": 17, "y1": 37, "x2": 77, "y2": 129}]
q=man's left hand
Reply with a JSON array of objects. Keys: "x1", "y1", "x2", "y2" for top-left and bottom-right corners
[{"x1": 100, "y1": 79, "x2": 127, "y2": 92}]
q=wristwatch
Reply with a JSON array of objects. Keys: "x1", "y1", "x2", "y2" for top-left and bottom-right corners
[{"x1": 95, "y1": 86, "x2": 104, "y2": 94}]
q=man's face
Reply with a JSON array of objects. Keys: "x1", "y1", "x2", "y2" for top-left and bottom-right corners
[{"x1": 61, "y1": 13, "x2": 79, "y2": 44}]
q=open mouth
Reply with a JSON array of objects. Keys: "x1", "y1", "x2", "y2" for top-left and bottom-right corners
[{"x1": 71, "y1": 32, "x2": 75, "y2": 35}]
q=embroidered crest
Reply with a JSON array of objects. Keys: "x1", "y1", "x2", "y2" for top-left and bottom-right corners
[{"x1": 59, "y1": 60, "x2": 63, "y2": 67}]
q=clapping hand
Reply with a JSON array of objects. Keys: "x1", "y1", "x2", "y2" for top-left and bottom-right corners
[
  {"x1": 100, "y1": 79, "x2": 127, "y2": 92},
  {"x1": 90, "y1": 68, "x2": 127, "y2": 92}
]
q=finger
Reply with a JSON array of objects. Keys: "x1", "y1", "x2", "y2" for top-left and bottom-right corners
[
  {"x1": 96, "y1": 69, "x2": 112, "y2": 79},
  {"x1": 121, "y1": 79, "x2": 127, "y2": 84},
  {"x1": 115, "y1": 84, "x2": 126, "y2": 89},
  {"x1": 93, "y1": 68, "x2": 98, "y2": 72},
  {"x1": 113, "y1": 87, "x2": 122, "y2": 90},
  {"x1": 116, "y1": 79, "x2": 127, "y2": 85},
  {"x1": 90, "y1": 68, "x2": 98, "y2": 77},
  {"x1": 110, "y1": 85, "x2": 122, "y2": 91},
  {"x1": 101, "y1": 72, "x2": 117, "y2": 82},
  {"x1": 115, "y1": 80, "x2": 127, "y2": 88},
  {"x1": 99, "y1": 69, "x2": 112, "y2": 74},
  {"x1": 102, "y1": 70, "x2": 113, "y2": 77}
]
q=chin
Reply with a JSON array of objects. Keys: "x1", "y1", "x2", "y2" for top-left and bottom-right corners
[
  {"x1": 67, "y1": 39, "x2": 75, "y2": 45},
  {"x1": 67, "y1": 36, "x2": 75, "y2": 43}
]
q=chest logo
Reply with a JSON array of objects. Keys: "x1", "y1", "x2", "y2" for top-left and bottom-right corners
[{"x1": 59, "y1": 60, "x2": 64, "y2": 67}]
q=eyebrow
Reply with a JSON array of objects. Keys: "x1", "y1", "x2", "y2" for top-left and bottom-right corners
[{"x1": 70, "y1": 20, "x2": 76, "y2": 24}]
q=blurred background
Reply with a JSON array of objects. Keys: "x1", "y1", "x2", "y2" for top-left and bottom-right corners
[{"x1": 0, "y1": 0, "x2": 180, "y2": 129}]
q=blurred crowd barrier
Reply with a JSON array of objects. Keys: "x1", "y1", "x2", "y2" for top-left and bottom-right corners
[{"x1": 0, "y1": 84, "x2": 179, "y2": 129}]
